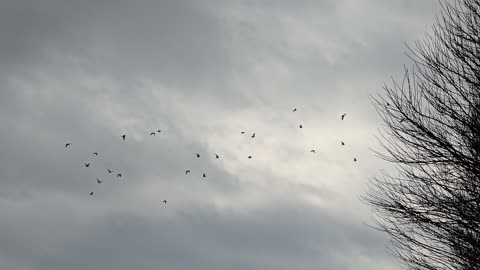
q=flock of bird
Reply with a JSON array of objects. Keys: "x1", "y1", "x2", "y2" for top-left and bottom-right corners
[{"x1": 64, "y1": 110, "x2": 357, "y2": 202}]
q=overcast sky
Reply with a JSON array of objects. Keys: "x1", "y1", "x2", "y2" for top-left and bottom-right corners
[{"x1": 0, "y1": 1, "x2": 441, "y2": 269}]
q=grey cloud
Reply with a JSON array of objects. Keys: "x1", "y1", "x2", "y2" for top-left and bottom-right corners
[
  {"x1": 0, "y1": 0, "x2": 235, "y2": 98},
  {"x1": 1, "y1": 197, "x2": 392, "y2": 270}
]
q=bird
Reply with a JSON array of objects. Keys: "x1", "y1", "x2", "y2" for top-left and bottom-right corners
[
  {"x1": 89, "y1": 192, "x2": 94, "y2": 196},
  {"x1": 196, "y1": 153, "x2": 200, "y2": 158},
  {"x1": 85, "y1": 163, "x2": 90, "y2": 168},
  {"x1": 108, "y1": 169, "x2": 113, "y2": 174},
  {"x1": 293, "y1": 108, "x2": 297, "y2": 112},
  {"x1": 251, "y1": 133, "x2": 255, "y2": 138},
  {"x1": 203, "y1": 173, "x2": 206, "y2": 178},
  {"x1": 97, "y1": 178, "x2": 102, "y2": 184},
  {"x1": 157, "y1": 130, "x2": 161, "y2": 133},
  {"x1": 341, "y1": 113, "x2": 347, "y2": 120},
  {"x1": 122, "y1": 134, "x2": 126, "y2": 140},
  {"x1": 185, "y1": 170, "x2": 191, "y2": 174},
  {"x1": 310, "y1": 150, "x2": 316, "y2": 153},
  {"x1": 341, "y1": 141, "x2": 345, "y2": 146},
  {"x1": 353, "y1": 158, "x2": 357, "y2": 162},
  {"x1": 241, "y1": 131, "x2": 245, "y2": 134},
  {"x1": 163, "y1": 200, "x2": 167, "y2": 204},
  {"x1": 150, "y1": 132, "x2": 155, "y2": 136},
  {"x1": 117, "y1": 173, "x2": 122, "y2": 178},
  {"x1": 299, "y1": 124, "x2": 303, "y2": 128},
  {"x1": 65, "y1": 143, "x2": 71, "y2": 147},
  {"x1": 215, "y1": 154, "x2": 219, "y2": 159},
  {"x1": 248, "y1": 155, "x2": 252, "y2": 159},
  {"x1": 93, "y1": 152, "x2": 98, "y2": 156}
]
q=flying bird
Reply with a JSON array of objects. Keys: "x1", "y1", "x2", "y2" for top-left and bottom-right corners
[
  {"x1": 93, "y1": 152, "x2": 98, "y2": 156},
  {"x1": 97, "y1": 178, "x2": 102, "y2": 184},
  {"x1": 203, "y1": 173, "x2": 206, "y2": 178},
  {"x1": 354, "y1": 158, "x2": 357, "y2": 162},
  {"x1": 185, "y1": 170, "x2": 191, "y2": 174},
  {"x1": 65, "y1": 143, "x2": 71, "y2": 147},
  {"x1": 85, "y1": 163, "x2": 90, "y2": 168},
  {"x1": 163, "y1": 200, "x2": 167, "y2": 204},
  {"x1": 293, "y1": 108, "x2": 297, "y2": 112},
  {"x1": 108, "y1": 169, "x2": 113, "y2": 174},
  {"x1": 150, "y1": 132, "x2": 155, "y2": 136},
  {"x1": 341, "y1": 113, "x2": 347, "y2": 120},
  {"x1": 196, "y1": 153, "x2": 200, "y2": 158},
  {"x1": 241, "y1": 131, "x2": 245, "y2": 134},
  {"x1": 248, "y1": 155, "x2": 252, "y2": 159},
  {"x1": 310, "y1": 150, "x2": 315, "y2": 153},
  {"x1": 90, "y1": 192, "x2": 94, "y2": 196},
  {"x1": 122, "y1": 135, "x2": 126, "y2": 140},
  {"x1": 251, "y1": 133, "x2": 255, "y2": 138},
  {"x1": 117, "y1": 173, "x2": 122, "y2": 178},
  {"x1": 341, "y1": 141, "x2": 345, "y2": 146},
  {"x1": 157, "y1": 130, "x2": 161, "y2": 133},
  {"x1": 215, "y1": 154, "x2": 219, "y2": 159}
]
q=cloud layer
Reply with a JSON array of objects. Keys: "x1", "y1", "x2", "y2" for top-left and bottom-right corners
[{"x1": 0, "y1": 1, "x2": 440, "y2": 269}]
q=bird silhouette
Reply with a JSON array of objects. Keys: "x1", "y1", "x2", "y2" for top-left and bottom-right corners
[
  {"x1": 196, "y1": 153, "x2": 200, "y2": 158},
  {"x1": 93, "y1": 152, "x2": 98, "y2": 156},
  {"x1": 248, "y1": 155, "x2": 252, "y2": 159},
  {"x1": 299, "y1": 124, "x2": 303, "y2": 128},
  {"x1": 157, "y1": 130, "x2": 161, "y2": 133},
  {"x1": 241, "y1": 131, "x2": 245, "y2": 134},
  {"x1": 203, "y1": 173, "x2": 206, "y2": 178},
  {"x1": 251, "y1": 133, "x2": 255, "y2": 138},
  {"x1": 108, "y1": 169, "x2": 113, "y2": 174},
  {"x1": 117, "y1": 173, "x2": 122, "y2": 178},
  {"x1": 163, "y1": 200, "x2": 167, "y2": 204},
  {"x1": 90, "y1": 192, "x2": 94, "y2": 196},
  {"x1": 65, "y1": 143, "x2": 71, "y2": 147},
  {"x1": 341, "y1": 113, "x2": 347, "y2": 120},
  {"x1": 97, "y1": 178, "x2": 102, "y2": 184},
  {"x1": 85, "y1": 163, "x2": 90, "y2": 168},
  {"x1": 353, "y1": 158, "x2": 357, "y2": 162},
  {"x1": 122, "y1": 135, "x2": 126, "y2": 140},
  {"x1": 185, "y1": 170, "x2": 191, "y2": 174},
  {"x1": 150, "y1": 132, "x2": 155, "y2": 136},
  {"x1": 215, "y1": 154, "x2": 219, "y2": 159},
  {"x1": 310, "y1": 150, "x2": 316, "y2": 153},
  {"x1": 341, "y1": 141, "x2": 345, "y2": 146},
  {"x1": 293, "y1": 108, "x2": 297, "y2": 112}
]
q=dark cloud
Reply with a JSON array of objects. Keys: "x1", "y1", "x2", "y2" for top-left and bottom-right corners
[
  {"x1": 0, "y1": 0, "x2": 238, "y2": 102},
  {"x1": 0, "y1": 197, "x2": 392, "y2": 270}
]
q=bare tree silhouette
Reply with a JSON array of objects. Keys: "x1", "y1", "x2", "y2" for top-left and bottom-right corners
[{"x1": 362, "y1": 1, "x2": 480, "y2": 269}]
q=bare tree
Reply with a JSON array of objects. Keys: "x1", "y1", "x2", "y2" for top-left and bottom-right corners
[{"x1": 362, "y1": 0, "x2": 480, "y2": 269}]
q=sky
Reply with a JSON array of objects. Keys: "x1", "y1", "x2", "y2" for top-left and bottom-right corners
[{"x1": 0, "y1": 1, "x2": 442, "y2": 269}]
